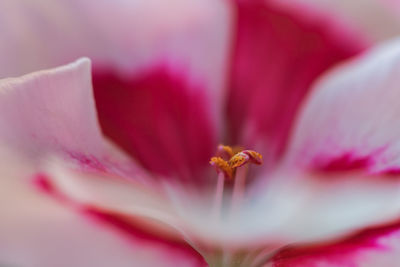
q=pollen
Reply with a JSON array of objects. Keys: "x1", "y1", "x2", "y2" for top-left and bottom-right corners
[
  {"x1": 210, "y1": 156, "x2": 234, "y2": 179},
  {"x1": 228, "y1": 153, "x2": 249, "y2": 168},
  {"x1": 210, "y1": 145, "x2": 263, "y2": 179},
  {"x1": 218, "y1": 145, "x2": 234, "y2": 158},
  {"x1": 216, "y1": 144, "x2": 243, "y2": 160}
]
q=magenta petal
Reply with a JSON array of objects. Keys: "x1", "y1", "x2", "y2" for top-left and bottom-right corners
[
  {"x1": 227, "y1": 1, "x2": 367, "y2": 162},
  {"x1": 271, "y1": 223, "x2": 400, "y2": 267},
  {"x1": 270, "y1": 0, "x2": 400, "y2": 43},
  {"x1": 84, "y1": 209, "x2": 207, "y2": 266},
  {"x1": 93, "y1": 66, "x2": 216, "y2": 183}
]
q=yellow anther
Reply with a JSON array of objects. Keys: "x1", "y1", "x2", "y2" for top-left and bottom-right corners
[
  {"x1": 218, "y1": 145, "x2": 235, "y2": 158},
  {"x1": 228, "y1": 153, "x2": 249, "y2": 168},
  {"x1": 210, "y1": 145, "x2": 263, "y2": 180},
  {"x1": 210, "y1": 157, "x2": 233, "y2": 179},
  {"x1": 246, "y1": 150, "x2": 263, "y2": 165},
  {"x1": 229, "y1": 150, "x2": 263, "y2": 168},
  {"x1": 216, "y1": 145, "x2": 245, "y2": 160}
]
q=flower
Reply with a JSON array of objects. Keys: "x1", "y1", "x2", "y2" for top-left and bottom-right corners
[{"x1": 2, "y1": 0, "x2": 400, "y2": 266}]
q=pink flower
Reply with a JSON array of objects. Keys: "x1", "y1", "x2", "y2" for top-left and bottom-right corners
[{"x1": 2, "y1": 0, "x2": 400, "y2": 266}]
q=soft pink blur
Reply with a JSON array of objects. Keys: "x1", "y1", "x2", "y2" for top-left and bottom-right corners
[{"x1": 1, "y1": 1, "x2": 400, "y2": 267}]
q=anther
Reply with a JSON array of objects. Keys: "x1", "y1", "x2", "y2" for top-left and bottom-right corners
[
  {"x1": 210, "y1": 146, "x2": 263, "y2": 180},
  {"x1": 229, "y1": 150, "x2": 263, "y2": 168},
  {"x1": 210, "y1": 145, "x2": 263, "y2": 218},
  {"x1": 210, "y1": 156, "x2": 234, "y2": 179},
  {"x1": 216, "y1": 145, "x2": 234, "y2": 159},
  {"x1": 216, "y1": 144, "x2": 244, "y2": 160}
]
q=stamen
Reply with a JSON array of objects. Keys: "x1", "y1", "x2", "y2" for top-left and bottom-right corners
[
  {"x1": 231, "y1": 165, "x2": 247, "y2": 215},
  {"x1": 229, "y1": 150, "x2": 263, "y2": 168},
  {"x1": 211, "y1": 148, "x2": 262, "y2": 179},
  {"x1": 210, "y1": 156, "x2": 234, "y2": 179},
  {"x1": 216, "y1": 145, "x2": 235, "y2": 159},
  {"x1": 216, "y1": 144, "x2": 244, "y2": 160},
  {"x1": 210, "y1": 145, "x2": 263, "y2": 216},
  {"x1": 213, "y1": 172, "x2": 225, "y2": 218}
]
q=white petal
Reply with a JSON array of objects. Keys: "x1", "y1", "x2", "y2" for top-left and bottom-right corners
[
  {"x1": 44, "y1": 156, "x2": 400, "y2": 250},
  {"x1": 285, "y1": 37, "x2": 400, "y2": 173},
  {"x1": 0, "y1": 148, "x2": 204, "y2": 267}
]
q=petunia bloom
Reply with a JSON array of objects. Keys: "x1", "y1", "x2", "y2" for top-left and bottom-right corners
[{"x1": 2, "y1": 0, "x2": 400, "y2": 266}]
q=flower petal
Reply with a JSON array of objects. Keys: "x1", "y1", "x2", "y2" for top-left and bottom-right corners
[
  {"x1": 285, "y1": 38, "x2": 400, "y2": 173},
  {"x1": 44, "y1": 159, "x2": 400, "y2": 251},
  {"x1": 270, "y1": 223, "x2": 400, "y2": 267},
  {"x1": 241, "y1": 171, "x2": 400, "y2": 246},
  {"x1": 0, "y1": 58, "x2": 152, "y2": 184},
  {"x1": 0, "y1": 58, "x2": 102, "y2": 156},
  {"x1": 270, "y1": 0, "x2": 400, "y2": 43},
  {"x1": 226, "y1": 0, "x2": 366, "y2": 164},
  {"x1": 0, "y1": 61, "x2": 206, "y2": 264},
  {"x1": 0, "y1": 0, "x2": 231, "y2": 91},
  {"x1": 92, "y1": 66, "x2": 216, "y2": 183},
  {"x1": 0, "y1": 0, "x2": 233, "y2": 183},
  {"x1": 0, "y1": 148, "x2": 206, "y2": 267},
  {"x1": 43, "y1": 159, "x2": 182, "y2": 233}
]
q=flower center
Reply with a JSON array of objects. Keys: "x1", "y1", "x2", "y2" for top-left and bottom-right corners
[
  {"x1": 209, "y1": 145, "x2": 263, "y2": 217},
  {"x1": 210, "y1": 145, "x2": 262, "y2": 179}
]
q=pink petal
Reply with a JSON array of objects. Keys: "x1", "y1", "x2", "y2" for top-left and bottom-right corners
[
  {"x1": 270, "y1": 223, "x2": 400, "y2": 267},
  {"x1": 0, "y1": 0, "x2": 232, "y2": 91},
  {"x1": 226, "y1": 1, "x2": 367, "y2": 164},
  {"x1": 284, "y1": 38, "x2": 400, "y2": 173},
  {"x1": 0, "y1": 58, "x2": 103, "y2": 155},
  {"x1": 0, "y1": 58, "x2": 151, "y2": 182},
  {"x1": 0, "y1": 149, "x2": 206, "y2": 267}
]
